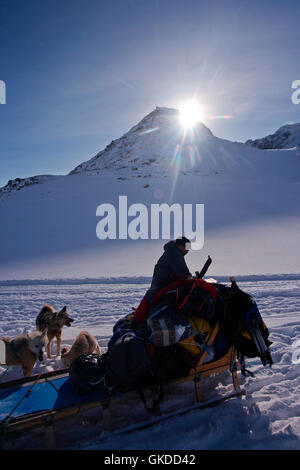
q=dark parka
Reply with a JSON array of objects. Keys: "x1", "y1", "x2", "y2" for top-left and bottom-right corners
[{"x1": 145, "y1": 241, "x2": 191, "y2": 302}]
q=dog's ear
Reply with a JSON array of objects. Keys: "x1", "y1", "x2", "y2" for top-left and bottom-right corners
[{"x1": 60, "y1": 306, "x2": 67, "y2": 314}]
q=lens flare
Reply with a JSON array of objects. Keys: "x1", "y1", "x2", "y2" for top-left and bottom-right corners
[{"x1": 178, "y1": 101, "x2": 205, "y2": 129}]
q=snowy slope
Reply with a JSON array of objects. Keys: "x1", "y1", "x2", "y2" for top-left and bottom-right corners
[
  {"x1": 0, "y1": 107, "x2": 300, "y2": 280},
  {"x1": 0, "y1": 277, "x2": 299, "y2": 449},
  {"x1": 246, "y1": 123, "x2": 300, "y2": 149}
]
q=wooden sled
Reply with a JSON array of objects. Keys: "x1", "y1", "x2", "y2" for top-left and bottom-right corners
[{"x1": 0, "y1": 325, "x2": 244, "y2": 450}]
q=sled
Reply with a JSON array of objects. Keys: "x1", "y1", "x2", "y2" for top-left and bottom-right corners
[{"x1": 0, "y1": 325, "x2": 244, "y2": 450}]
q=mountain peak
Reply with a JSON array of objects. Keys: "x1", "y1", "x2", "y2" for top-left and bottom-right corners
[
  {"x1": 69, "y1": 106, "x2": 214, "y2": 176},
  {"x1": 246, "y1": 122, "x2": 300, "y2": 149},
  {"x1": 152, "y1": 106, "x2": 179, "y2": 115},
  {"x1": 129, "y1": 106, "x2": 213, "y2": 135}
]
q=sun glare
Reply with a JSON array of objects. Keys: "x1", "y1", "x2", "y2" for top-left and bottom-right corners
[{"x1": 178, "y1": 101, "x2": 205, "y2": 129}]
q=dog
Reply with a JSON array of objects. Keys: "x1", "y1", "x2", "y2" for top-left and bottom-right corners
[
  {"x1": 36, "y1": 304, "x2": 74, "y2": 358},
  {"x1": 61, "y1": 331, "x2": 101, "y2": 367},
  {"x1": 0, "y1": 330, "x2": 48, "y2": 377}
]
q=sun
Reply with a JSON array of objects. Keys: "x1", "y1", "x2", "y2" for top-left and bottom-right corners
[{"x1": 178, "y1": 101, "x2": 205, "y2": 129}]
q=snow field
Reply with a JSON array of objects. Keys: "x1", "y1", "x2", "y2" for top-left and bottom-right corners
[{"x1": 0, "y1": 277, "x2": 299, "y2": 449}]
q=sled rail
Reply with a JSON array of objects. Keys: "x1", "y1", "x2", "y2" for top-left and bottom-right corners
[{"x1": 0, "y1": 367, "x2": 70, "y2": 390}]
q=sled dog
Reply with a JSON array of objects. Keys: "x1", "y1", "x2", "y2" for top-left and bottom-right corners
[
  {"x1": 36, "y1": 304, "x2": 74, "y2": 358},
  {"x1": 0, "y1": 330, "x2": 48, "y2": 377},
  {"x1": 61, "y1": 331, "x2": 101, "y2": 366}
]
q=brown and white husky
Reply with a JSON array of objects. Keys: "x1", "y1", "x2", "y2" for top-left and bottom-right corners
[
  {"x1": 36, "y1": 304, "x2": 74, "y2": 358},
  {"x1": 61, "y1": 331, "x2": 101, "y2": 367},
  {"x1": 0, "y1": 330, "x2": 48, "y2": 377}
]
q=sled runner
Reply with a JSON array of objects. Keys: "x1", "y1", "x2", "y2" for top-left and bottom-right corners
[{"x1": 0, "y1": 331, "x2": 243, "y2": 450}]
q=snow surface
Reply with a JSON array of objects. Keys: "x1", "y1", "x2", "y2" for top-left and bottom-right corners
[{"x1": 0, "y1": 277, "x2": 300, "y2": 450}]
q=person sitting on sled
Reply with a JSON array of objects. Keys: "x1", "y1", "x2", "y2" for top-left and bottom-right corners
[
  {"x1": 133, "y1": 237, "x2": 212, "y2": 324},
  {"x1": 144, "y1": 236, "x2": 192, "y2": 304}
]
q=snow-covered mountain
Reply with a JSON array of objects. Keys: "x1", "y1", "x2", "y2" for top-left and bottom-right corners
[
  {"x1": 1, "y1": 108, "x2": 299, "y2": 197},
  {"x1": 69, "y1": 107, "x2": 214, "y2": 178},
  {"x1": 0, "y1": 107, "x2": 300, "y2": 280},
  {"x1": 246, "y1": 123, "x2": 300, "y2": 149},
  {"x1": 0, "y1": 175, "x2": 56, "y2": 198}
]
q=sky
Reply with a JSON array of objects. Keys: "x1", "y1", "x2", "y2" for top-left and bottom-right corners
[{"x1": 0, "y1": 0, "x2": 300, "y2": 188}]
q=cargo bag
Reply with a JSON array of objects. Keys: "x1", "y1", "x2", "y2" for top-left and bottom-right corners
[
  {"x1": 220, "y1": 278, "x2": 273, "y2": 375},
  {"x1": 178, "y1": 316, "x2": 214, "y2": 364},
  {"x1": 105, "y1": 330, "x2": 164, "y2": 411},
  {"x1": 147, "y1": 303, "x2": 193, "y2": 347},
  {"x1": 69, "y1": 353, "x2": 107, "y2": 396},
  {"x1": 175, "y1": 283, "x2": 216, "y2": 325}
]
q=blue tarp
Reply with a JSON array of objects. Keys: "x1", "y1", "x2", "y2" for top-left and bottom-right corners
[{"x1": 0, "y1": 377, "x2": 107, "y2": 420}]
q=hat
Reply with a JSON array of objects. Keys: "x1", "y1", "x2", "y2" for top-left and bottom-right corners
[{"x1": 175, "y1": 236, "x2": 191, "y2": 249}]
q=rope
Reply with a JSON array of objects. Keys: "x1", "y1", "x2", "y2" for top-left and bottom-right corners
[
  {"x1": 43, "y1": 376, "x2": 92, "y2": 420},
  {"x1": 0, "y1": 367, "x2": 10, "y2": 379},
  {"x1": 0, "y1": 372, "x2": 43, "y2": 434}
]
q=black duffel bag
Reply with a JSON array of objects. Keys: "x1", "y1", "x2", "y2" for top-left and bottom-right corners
[
  {"x1": 105, "y1": 330, "x2": 165, "y2": 411},
  {"x1": 106, "y1": 331, "x2": 154, "y2": 393},
  {"x1": 69, "y1": 353, "x2": 107, "y2": 395}
]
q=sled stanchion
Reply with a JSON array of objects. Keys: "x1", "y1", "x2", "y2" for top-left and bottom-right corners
[
  {"x1": 150, "y1": 386, "x2": 162, "y2": 416},
  {"x1": 232, "y1": 368, "x2": 240, "y2": 392},
  {"x1": 102, "y1": 398, "x2": 112, "y2": 433},
  {"x1": 194, "y1": 372, "x2": 203, "y2": 402},
  {"x1": 230, "y1": 348, "x2": 241, "y2": 392},
  {"x1": 43, "y1": 414, "x2": 56, "y2": 450},
  {"x1": 187, "y1": 345, "x2": 244, "y2": 403}
]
